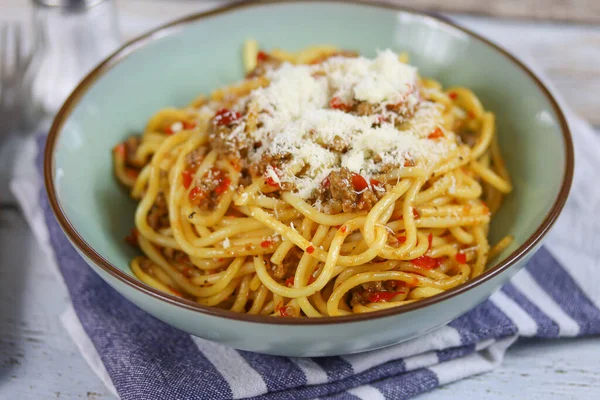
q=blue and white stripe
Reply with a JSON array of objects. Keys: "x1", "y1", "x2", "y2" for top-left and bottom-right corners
[{"x1": 31, "y1": 133, "x2": 600, "y2": 400}]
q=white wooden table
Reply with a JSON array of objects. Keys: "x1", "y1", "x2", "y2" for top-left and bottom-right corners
[{"x1": 1, "y1": 1, "x2": 599, "y2": 399}]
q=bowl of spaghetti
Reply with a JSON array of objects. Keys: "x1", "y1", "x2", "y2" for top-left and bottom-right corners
[{"x1": 45, "y1": 0, "x2": 573, "y2": 356}]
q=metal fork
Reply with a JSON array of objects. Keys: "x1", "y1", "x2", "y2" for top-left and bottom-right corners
[
  {"x1": 0, "y1": 22, "x2": 39, "y2": 139},
  {"x1": 0, "y1": 22, "x2": 42, "y2": 208}
]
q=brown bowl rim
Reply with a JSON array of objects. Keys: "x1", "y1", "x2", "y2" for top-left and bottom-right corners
[{"x1": 44, "y1": 0, "x2": 574, "y2": 326}]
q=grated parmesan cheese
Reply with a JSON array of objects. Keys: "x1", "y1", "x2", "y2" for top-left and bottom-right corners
[
  {"x1": 222, "y1": 237, "x2": 231, "y2": 249},
  {"x1": 170, "y1": 121, "x2": 183, "y2": 133},
  {"x1": 224, "y1": 49, "x2": 455, "y2": 199},
  {"x1": 264, "y1": 165, "x2": 282, "y2": 186},
  {"x1": 325, "y1": 49, "x2": 418, "y2": 104}
]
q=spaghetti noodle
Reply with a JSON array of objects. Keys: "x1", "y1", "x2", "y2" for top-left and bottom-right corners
[{"x1": 113, "y1": 42, "x2": 513, "y2": 317}]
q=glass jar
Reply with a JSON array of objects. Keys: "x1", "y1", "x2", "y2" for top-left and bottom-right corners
[{"x1": 31, "y1": 0, "x2": 122, "y2": 116}]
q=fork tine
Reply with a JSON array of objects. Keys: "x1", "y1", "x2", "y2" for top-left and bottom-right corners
[
  {"x1": 14, "y1": 23, "x2": 23, "y2": 73},
  {"x1": 0, "y1": 24, "x2": 7, "y2": 106},
  {"x1": 0, "y1": 24, "x2": 7, "y2": 84}
]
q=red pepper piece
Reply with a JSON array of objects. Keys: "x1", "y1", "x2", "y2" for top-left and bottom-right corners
[
  {"x1": 368, "y1": 290, "x2": 405, "y2": 303},
  {"x1": 125, "y1": 169, "x2": 139, "y2": 179},
  {"x1": 264, "y1": 167, "x2": 281, "y2": 188},
  {"x1": 182, "y1": 169, "x2": 193, "y2": 189},
  {"x1": 124, "y1": 228, "x2": 139, "y2": 247},
  {"x1": 183, "y1": 120, "x2": 197, "y2": 130},
  {"x1": 214, "y1": 108, "x2": 242, "y2": 126},
  {"x1": 329, "y1": 96, "x2": 351, "y2": 112},
  {"x1": 412, "y1": 255, "x2": 441, "y2": 269},
  {"x1": 214, "y1": 177, "x2": 231, "y2": 194},
  {"x1": 265, "y1": 175, "x2": 280, "y2": 187},
  {"x1": 114, "y1": 143, "x2": 126, "y2": 156},
  {"x1": 285, "y1": 276, "x2": 294, "y2": 287},
  {"x1": 231, "y1": 158, "x2": 242, "y2": 172},
  {"x1": 351, "y1": 173, "x2": 369, "y2": 191},
  {"x1": 189, "y1": 186, "x2": 206, "y2": 204},
  {"x1": 427, "y1": 127, "x2": 444, "y2": 139},
  {"x1": 276, "y1": 302, "x2": 291, "y2": 317},
  {"x1": 257, "y1": 51, "x2": 269, "y2": 62}
]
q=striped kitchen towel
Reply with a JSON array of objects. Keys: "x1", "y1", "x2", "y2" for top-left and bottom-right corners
[{"x1": 8, "y1": 108, "x2": 598, "y2": 400}]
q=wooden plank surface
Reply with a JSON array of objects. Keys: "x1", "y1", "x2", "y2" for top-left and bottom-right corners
[
  {"x1": 0, "y1": 1, "x2": 599, "y2": 400},
  {"x1": 385, "y1": 0, "x2": 600, "y2": 24},
  {"x1": 0, "y1": 210, "x2": 113, "y2": 400},
  {"x1": 456, "y1": 15, "x2": 600, "y2": 126}
]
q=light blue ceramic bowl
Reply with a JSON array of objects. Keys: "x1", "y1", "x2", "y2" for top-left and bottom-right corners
[{"x1": 45, "y1": 0, "x2": 573, "y2": 356}]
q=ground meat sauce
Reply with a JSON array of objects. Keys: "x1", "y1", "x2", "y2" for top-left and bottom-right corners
[
  {"x1": 354, "y1": 101, "x2": 377, "y2": 117},
  {"x1": 163, "y1": 248, "x2": 198, "y2": 277},
  {"x1": 249, "y1": 152, "x2": 297, "y2": 191},
  {"x1": 457, "y1": 128, "x2": 478, "y2": 147},
  {"x1": 349, "y1": 280, "x2": 408, "y2": 306},
  {"x1": 270, "y1": 248, "x2": 302, "y2": 282},
  {"x1": 139, "y1": 258, "x2": 155, "y2": 275},
  {"x1": 309, "y1": 129, "x2": 349, "y2": 153},
  {"x1": 327, "y1": 135, "x2": 349, "y2": 153},
  {"x1": 387, "y1": 234, "x2": 405, "y2": 247},
  {"x1": 124, "y1": 136, "x2": 142, "y2": 167},
  {"x1": 315, "y1": 167, "x2": 383, "y2": 213},
  {"x1": 147, "y1": 192, "x2": 169, "y2": 230},
  {"x1": 189, "y1": 167, "x2": 231, "y2": 211},
  {"x1": 250, "y1": 152, "x2": 291, "y2": 176},
  {"x1": 115, "y1": 136, "x2": 145, "y2": 180},
  {"x1": 208, "y1": 115, "x2": 250, "y2": 159},
  {"x1": 185, "y1": 148, "x2": 207, "y2": 171},
  {"x1": 331, "y1": 94, "x2": 418, "y2": 124},
  {"x1": 385, "y1": 99, "x2": 418, "y2": 121},
  {"x1": 238, "y1": 167, "x2": 253, "y2": 187},
  {"x1": 197, "y1": 50, "x2": 419, "y2": 214}
]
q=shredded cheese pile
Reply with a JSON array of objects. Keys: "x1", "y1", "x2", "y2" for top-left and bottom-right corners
[{"x1": 228, "y1": 50, "x2": 455, "y2": 198}]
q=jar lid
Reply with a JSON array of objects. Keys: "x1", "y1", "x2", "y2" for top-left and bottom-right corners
[{"x1": 32, "y1": 0, "x2": 108, "y2": 10}]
